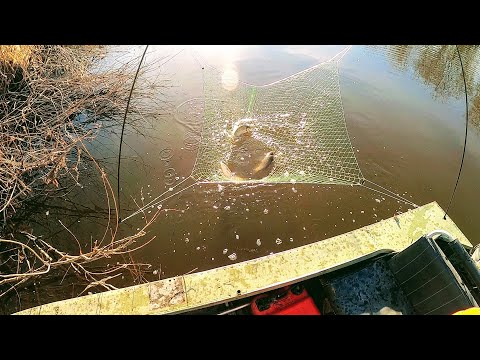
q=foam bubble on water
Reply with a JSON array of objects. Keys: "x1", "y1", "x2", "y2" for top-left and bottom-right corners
[
  {"x1": 228, "y1": 253, "x2": 237, "y2": 261},
  {"x1": 292, "y1": 187, "x2": 297, "y2": 193},
  {"x1": 169, "y1": 187, "x2": 173, "y2": 192},
  {"x1": 289, "y1": 238, "x2": 294, "y2": 242},
  {"x1": 276, "y1": 238, "x2": 282, "y2": 245},
  {"x1": 235, "y1": 234, "x2": 239, "y2": 240},
  {"x1": 224, "y1": 205, "x2": 231, "y2": 210},
  {"x1": 375, "y1": 199, "x2": 381, "y2": 203},
  {"x1": 223, "y1": 249, "x2": 228, "y2": 255},
  {"x1": 263, "y1": 209, "x2": 269, "y2": 214},
  {"x1": 213, "y1": 205, "x2": 218, "y2": 209},
  {"x1": 256, "y1": 239, "x2": 262, "y2": 246},
  {"x1": 185, "y1": 238, "x2": 189, "y2": 243}
]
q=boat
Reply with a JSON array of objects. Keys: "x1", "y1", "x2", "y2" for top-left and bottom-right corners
[
  {"x1": 14, "y1": 201, "x2": 480, "y2": 315},
  {"x1": 189, "y1": 229, "x2": 480, "y2": 315}
]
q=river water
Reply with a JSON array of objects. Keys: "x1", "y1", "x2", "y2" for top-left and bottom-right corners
[{"x1": 4, "y1": 45, "x2": 480, "y2": 313}]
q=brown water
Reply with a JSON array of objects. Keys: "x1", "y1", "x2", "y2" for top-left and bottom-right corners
[{"x1": 4, "y1": 45, "x2": 480, "y2": 313}]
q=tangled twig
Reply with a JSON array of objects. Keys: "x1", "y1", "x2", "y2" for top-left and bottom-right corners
[
  {"x1": 0, "y1": 145, "x2": 161, "y2": 299},
  {"x1": 0, "y1": 45, "x2": 171, "y2": 308},
  {"x1": 0, "y1": 45, "x2": 168, "y2": 222}
]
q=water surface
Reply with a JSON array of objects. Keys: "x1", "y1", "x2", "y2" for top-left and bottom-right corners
[{"x1": 5, "y1": 45, "x2": 480, "y2": 313}]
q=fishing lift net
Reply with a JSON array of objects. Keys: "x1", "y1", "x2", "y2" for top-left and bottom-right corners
[
  {"x1": 123, "y1": 46, "x2": 417, "y2": 222},
  {"x1": 192, "y1": 52, "x2": 362, "y2": 185}
]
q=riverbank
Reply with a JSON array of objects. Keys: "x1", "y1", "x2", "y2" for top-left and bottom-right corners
[{"x1": 0, "y1": 45, "x2": 162, "y2": 311}]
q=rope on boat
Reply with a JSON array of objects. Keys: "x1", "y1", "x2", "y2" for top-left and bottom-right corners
[{"x1": 361, "y1": 179, "x2": 419, "y2": 208}]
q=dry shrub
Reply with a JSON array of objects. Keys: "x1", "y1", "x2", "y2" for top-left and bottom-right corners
[
  {"x1": 0, "y1": 45, "x2": 168, "y2": 308},
  {"x1": 0, "y1": 45, "x2": 155, "y2": 221}
]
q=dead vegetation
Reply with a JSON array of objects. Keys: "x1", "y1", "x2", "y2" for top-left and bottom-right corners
[
  {"x1": 1, "y1": 45, "x2": 134, "y2": 219},
  {"x1": 0, "y1": 45, "x2": 168, "y2": 309},
  {"x1": 0, "y1": 143, "x2": 161, "y2": 302}
]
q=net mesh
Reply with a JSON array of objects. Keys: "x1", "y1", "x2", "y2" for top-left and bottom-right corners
[{"x1": 185, "y1": 58, "x2": 363, "y2": 185}]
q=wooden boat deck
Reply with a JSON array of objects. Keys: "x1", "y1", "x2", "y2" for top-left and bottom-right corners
[{"x1": 14, "y1": 201, "x2": 472, "y2": 315}]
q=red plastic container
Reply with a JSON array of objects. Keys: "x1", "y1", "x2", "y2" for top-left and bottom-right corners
[{"x1": 251, "y1": 284, "x2": 321, "y2": 315}]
